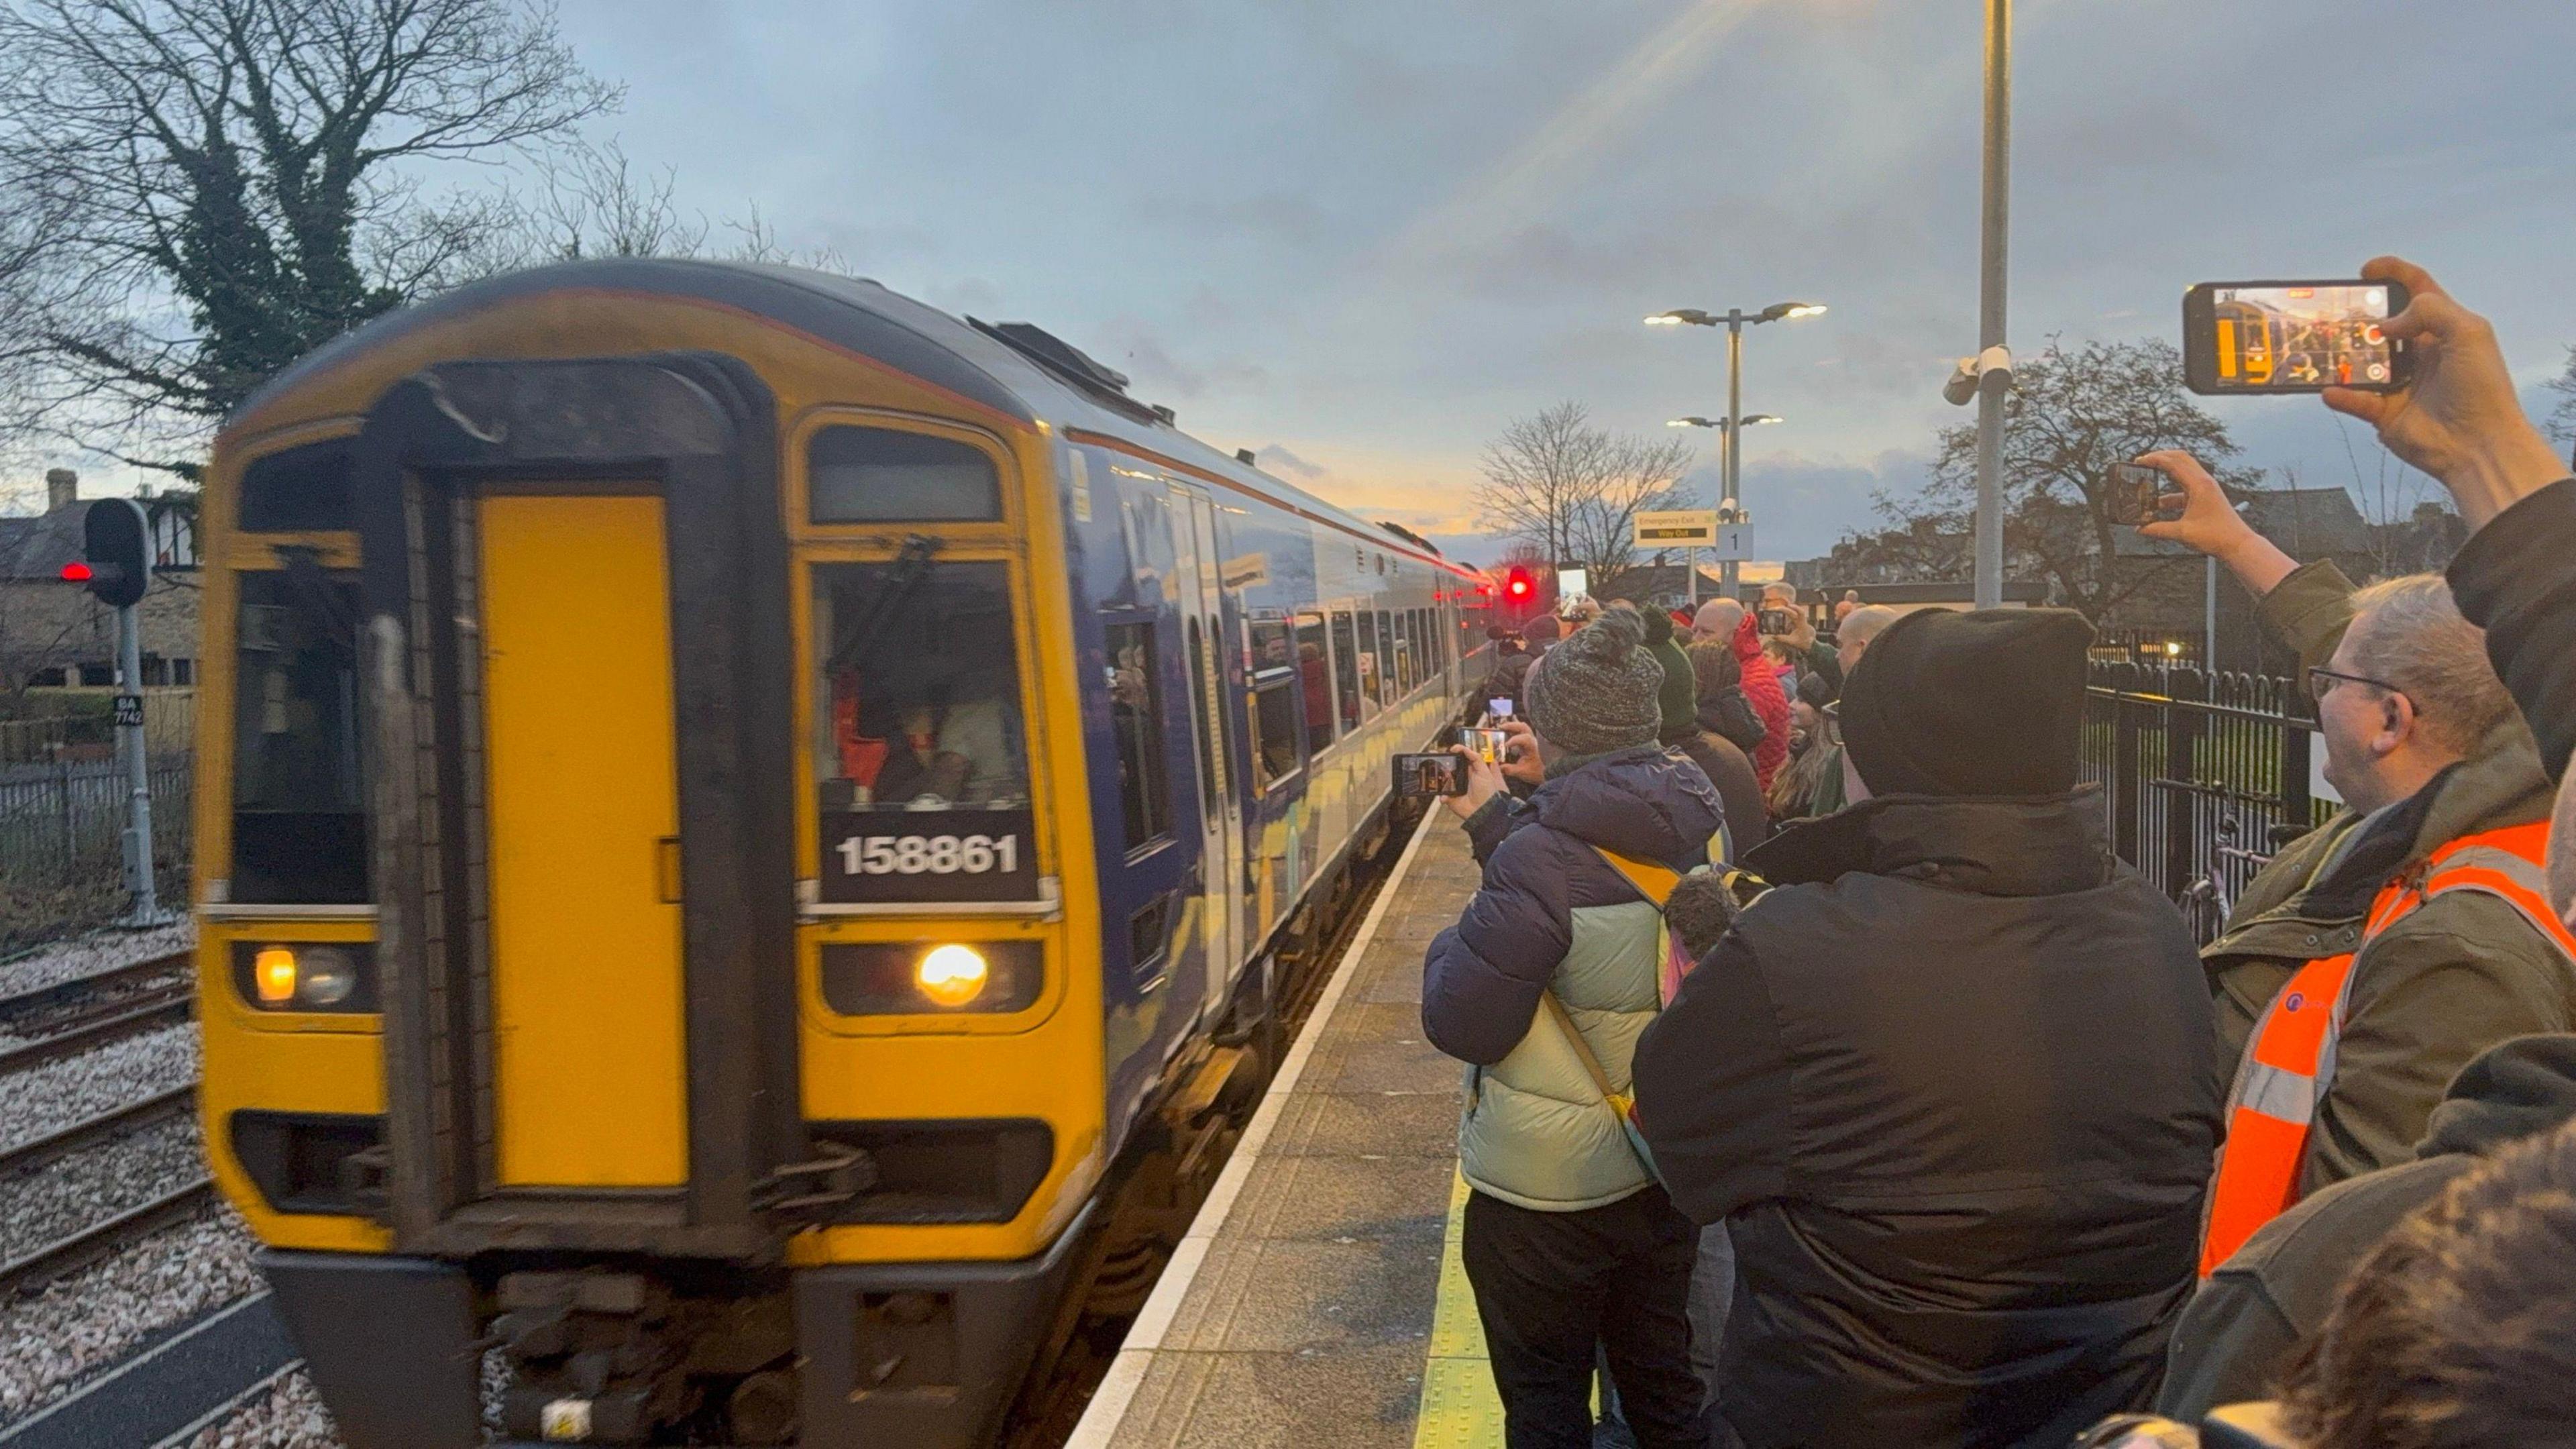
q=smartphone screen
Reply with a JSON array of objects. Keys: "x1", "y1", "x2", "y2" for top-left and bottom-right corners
[
  {"x1": 1393, "y1": 753, "x2": 1467, "y2": 798},
  {"x1": 1758, "y1": 608, "x2": 1796, "y2": 635},
  {"x1": 2105, "y1": 462, "x2": 2167, "y2": 527},
  {"x1": 1459, "y1": 727, "x2": 1508, "y2": 765},
  {"x1": 2184, "y1": 280, "x2": 2408, "y2": 394},
  {"x1": 1487, "y1": 697, "x2": 1514, "y2": 720}
]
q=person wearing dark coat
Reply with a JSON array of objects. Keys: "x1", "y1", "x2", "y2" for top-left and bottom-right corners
[
  {"x1": 2157, "y1": 1032, "x2": 2576, "y2": 1419},
  {"x1": 1633, "y1": 606, "x2": 2222, "y2": 1449}
]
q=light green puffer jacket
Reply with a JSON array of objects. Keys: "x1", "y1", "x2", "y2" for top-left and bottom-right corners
[{"x1": 1458, "y1": 897, "x2": 1664, "y2": 1211}]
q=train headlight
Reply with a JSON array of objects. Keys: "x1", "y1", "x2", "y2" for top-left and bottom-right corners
[
  {"x1": 820, "y1": 941, "x2": 1044, "y2": 1017},
  {"x1": 254, "y1": 947, "x2": 299, "y2": 1004},
  {"x1": 915, "y1": 944, "x2": 990, "y2": 1007},
  {"x1": 296, "y1": 948, "x2": 358, "y2": 1006},
  {"x1": 233, "y1": 943, "x2": 378, "y2": 1014}
]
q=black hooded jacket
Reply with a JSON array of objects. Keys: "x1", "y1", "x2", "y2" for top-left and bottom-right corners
[
  {"x1": 2156, "y1": 1033, "x2": 2576, "y2": 1419},
  {"x1": 1633, "y1": 788, "x2": 2221, "y2": 1449}
]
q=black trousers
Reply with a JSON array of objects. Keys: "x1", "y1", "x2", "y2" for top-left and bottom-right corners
[{"x1": 1462, "y1": 1183, "x2": 1705, "y2": 1449}]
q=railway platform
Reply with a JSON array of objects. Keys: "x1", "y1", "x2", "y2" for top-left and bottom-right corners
[{"x1": 1069, "y1": 809, "x2": 1503, "y2": 1449}]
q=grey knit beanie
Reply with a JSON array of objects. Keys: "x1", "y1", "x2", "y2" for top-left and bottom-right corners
[{"x1": 1523, "y1": 610, "x2": 1664, "y2": 755}]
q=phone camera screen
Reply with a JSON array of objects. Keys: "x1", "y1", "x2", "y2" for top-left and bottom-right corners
[{"x1": 2210, "y1": 284, "x2": 2394, "y2": 390}]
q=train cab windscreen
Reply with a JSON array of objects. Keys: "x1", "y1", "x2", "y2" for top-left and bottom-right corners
[
  {"x1": 811, "y1": 558, "x2": 1038, "y2": 902},
  {"x1": 230, "y1": 570, "x2": 367, "y2": 903}
]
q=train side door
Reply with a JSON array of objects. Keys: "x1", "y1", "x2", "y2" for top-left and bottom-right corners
[{"x1": 1170, "y1": 484, "x2": 1245, "y2": 1023}]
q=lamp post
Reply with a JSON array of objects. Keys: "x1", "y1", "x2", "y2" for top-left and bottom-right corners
[
  {"x1": 1647, "y1": 303, "x2": 1824, "y2": 592},
  {"x1": 1973, "y1": 0, "x2": 2011, "y2": 608},
  {"x1": 1668, "y1": 416, "x2": 1780, "y2": 604}
]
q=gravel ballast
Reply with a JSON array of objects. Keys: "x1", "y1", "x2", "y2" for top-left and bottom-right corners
[
  {"x1": 0, "y1": 1114, "x2": 204, "y2": 1263},
  {"x1": 0, "y1": 1022, "x2": 199, "y2": 1151},
  {"x1": 0, "y1": 1205, "x2": 262, "y2": 1423},
  {"x1": 180, "y1": 1365, "x2": 343, "y2": 1449},
  {"x1": 0, "y1": 920, "x2": 195, "y2": 997}
]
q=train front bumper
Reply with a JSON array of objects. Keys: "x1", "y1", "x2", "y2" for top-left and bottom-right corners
[{"x1": 258, "y1": 1199, "x2": 1097, "y2": 1449}]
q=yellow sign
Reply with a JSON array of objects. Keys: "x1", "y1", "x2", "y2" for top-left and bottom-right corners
[{"x1": 1632, "y1": 509, "x2": 1719, "y2": 547}]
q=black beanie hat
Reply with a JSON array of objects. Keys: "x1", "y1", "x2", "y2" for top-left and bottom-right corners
[{"x1": 1838, "y1": 606, "x2": 2094, "y2": 797}]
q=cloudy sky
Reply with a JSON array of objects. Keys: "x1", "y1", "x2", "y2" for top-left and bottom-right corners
[{"x1": 84, "y1": 0, "x2": 2576, "y2": 559}]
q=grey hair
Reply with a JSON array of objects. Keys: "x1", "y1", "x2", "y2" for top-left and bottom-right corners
[
  {"x1": 2343, "y1": 574, "x2": 2517, "y2": 755},
  {"x1": 1839, "y1": 604, "x2": 1901, "y2": 650},
  {"x1": 2551, "y1": 769, "x2": 2575, "y2": 930}
]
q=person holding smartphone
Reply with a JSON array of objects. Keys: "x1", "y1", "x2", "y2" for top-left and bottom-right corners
[
  {"x1": 1421, "y1": 610, "x2": 1723, "y2": 1449},
  {"x1": 2133, "y1": 445, "x2": 2573, "y2": 1277}
]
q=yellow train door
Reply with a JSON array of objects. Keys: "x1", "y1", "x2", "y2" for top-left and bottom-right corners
[{"x1": 478, "y1": 492, "x2": 690, "y2": 1187}]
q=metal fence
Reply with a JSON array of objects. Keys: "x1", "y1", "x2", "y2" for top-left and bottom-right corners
[
  {"x1": 2082, "y1": 661, "x2": 2338, "y2": 943},
  {"x1": 0, "y1": 755, "x2": 194, "y2": 892}
]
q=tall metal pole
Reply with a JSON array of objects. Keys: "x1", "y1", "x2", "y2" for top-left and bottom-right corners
[
  {"x1": 1971, "y1": 0, "x2": 2012, "y2": 609},
  {"x1": 114, "y1": 601, "x2": 159, "y2": 923},
  {"x1": 1723, "y1": 312, "x2": 1746, "y2": 596},
  {"x1": 2204, "y1": 554, "x2": 2219, "y2": 670}
]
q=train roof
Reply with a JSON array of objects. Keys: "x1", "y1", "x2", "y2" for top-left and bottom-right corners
[{"x1": 231, "y1": 258, "x2": 1472, "y2": 578}]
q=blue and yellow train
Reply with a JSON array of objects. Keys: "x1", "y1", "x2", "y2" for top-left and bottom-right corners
[{"x1": 192, "y1": 259, "x2": 1487, "y2": 1446}]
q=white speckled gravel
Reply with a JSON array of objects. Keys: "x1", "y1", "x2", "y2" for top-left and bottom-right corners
[
  {"x1": 0, "y1": 1114, "x2": 204, "y2": 1262},
  {"x1": 181, "y1": 1364, "x2": 344, "y2": 1449},
  {"x1": 0, "y1": 920, "x2": 195, "y2": 996},
  {"x1": 0, "y1": 1022, "x2": 199, "y2": 1151},
  {"x1": 0, "y1": 1205, "x2": 262, "y2": 1422}
]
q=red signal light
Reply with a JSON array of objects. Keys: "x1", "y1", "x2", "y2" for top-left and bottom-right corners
[
  {"x1": 60, "y1": 561, "x2": 93, "y2": 583},
  {"x1": 1504, "y1": 568, "x2": 1533, "y2": 599}
]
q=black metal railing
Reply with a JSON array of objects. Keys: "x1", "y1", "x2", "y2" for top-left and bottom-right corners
[{"x1": 2082, "y1": 661, "x2": 2337, "y2": 943}]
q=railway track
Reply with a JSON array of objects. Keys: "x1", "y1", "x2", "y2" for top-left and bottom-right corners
[
  {"x1": 0, "y1": 1085, "x2": 210, "y2": 1299},
  {"x1": 0, "y1": 953, "x2": 195, "y2": 1078}
]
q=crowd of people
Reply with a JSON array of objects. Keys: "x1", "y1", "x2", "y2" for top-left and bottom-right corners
[{"x1": 1422, "y1": 258, "x2": 2576, "y2": 1449}]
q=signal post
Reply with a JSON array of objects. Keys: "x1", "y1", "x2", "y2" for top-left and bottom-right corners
[{"x1": 61, "y1": 497, "x2": 170, "y2": 926}]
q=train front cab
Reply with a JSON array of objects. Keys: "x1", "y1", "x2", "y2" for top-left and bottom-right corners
[{"x1": 196, "y1": 312, "x2": 1109, "y2": 1446}]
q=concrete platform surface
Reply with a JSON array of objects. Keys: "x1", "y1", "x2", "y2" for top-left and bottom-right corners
[{"x1": 1070, "y1": 812, "x2": 1506, "y2": 1449}]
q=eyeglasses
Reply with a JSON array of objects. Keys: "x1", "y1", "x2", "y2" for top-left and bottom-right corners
[{"x1": 2306, "y1": 665, "x2": 2407, "y2": 704}]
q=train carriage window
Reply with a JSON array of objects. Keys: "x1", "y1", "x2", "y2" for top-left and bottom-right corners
[
  {"x1": 812, "y1": 559, "x2": 1029, "y2": 813},
  {"x1": 1105, "y1": 621, "x2": 1172, "y2": 851},
  {"x1": 1245, "y1": 616, "x2": 1301, "y2": 790},
  {"x1": 808, "y1": 426, "x2": 1002, "y2": 523},
  {"x1": 1186, "y1": 619, "x2": 1218, "y2": 814},
  {"x1": 1295, "y1": 612, "x2": 1333, "y2": 747},
  {"x1": 1385, "y1": 610, "x2": 1409, "y2": 696},
  {"x1": 1329, "y1": 612, "x2": 1364, "y2": 730},
  {"x1": 1354, "y1": 611, "x2": 1382, "y2": 710},
  {"x1": 231, "y1": 570, "x2": 368, "y2": 902}
]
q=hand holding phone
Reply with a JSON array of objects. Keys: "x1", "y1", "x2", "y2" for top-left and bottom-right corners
[
  {"x1": 1497, "y1": 717, "x2": 1543, "y2": 786},
  {"x1": 2130, "y1": 450, "x2": 2298, "y2": 595},
  {"x1": 2316, "y1": 257, "x2": 2573, "y2": 529},
  {"x1": 1393, "y1": 752, "x2": 1468, "y2": 798},
  {"x1": 2184, "y1": 279, "x2": 2410, "y2": 395},
  {"x1": 2104, "y1": 462, "x2": 2182, "y2": 527}
]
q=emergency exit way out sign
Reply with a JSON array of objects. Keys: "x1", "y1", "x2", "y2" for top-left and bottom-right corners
[{"x1": 1633, "y1": 509, "x2": 1719, "y2": 546}]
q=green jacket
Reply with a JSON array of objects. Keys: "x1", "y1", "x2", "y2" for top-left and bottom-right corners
[
  {"x1": 2208, "y1": 560, "x2": 2576, "y2": 1196},
  {"x1": 1650, "y1": 635, "x2": 1697, "y2": 743}
]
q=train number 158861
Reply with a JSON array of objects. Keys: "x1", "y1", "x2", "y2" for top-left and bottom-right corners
[{"x1": 835, "y1": 833, "x2": 1022, "y2": 877}]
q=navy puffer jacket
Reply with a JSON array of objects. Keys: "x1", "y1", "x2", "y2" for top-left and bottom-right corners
[{"x1": 1423, "y1": 745, "x2": 1721, "y2": 1210}]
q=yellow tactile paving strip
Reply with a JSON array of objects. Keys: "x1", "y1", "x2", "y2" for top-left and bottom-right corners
[{"x1": 1412, "y1": 1169, "x2": 1506, "y2": 1448}]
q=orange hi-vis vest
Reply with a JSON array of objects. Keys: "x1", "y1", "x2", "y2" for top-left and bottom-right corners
[{"x1": 2199, "y1": 820, "x2": 2576, "y2": 1275}]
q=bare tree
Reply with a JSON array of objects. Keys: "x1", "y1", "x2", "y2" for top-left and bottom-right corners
[
  {"x1": 1876, "y1": 337, "x2": 2260, "y2": 622},
  {"x1": 464, "y1": 143, "x2": 853, "y2": 276},
  {"x1": 1472, "y1": 402, "x2": 1694, "y2": 593},
  {"x1": 0, "y1": 0, "x2": 621, "y2": 476},
  {"x1": 2546, "y1": 344, "x2": 2576, "y2": 458}
]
